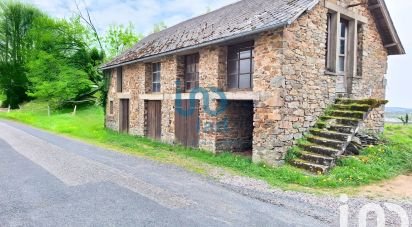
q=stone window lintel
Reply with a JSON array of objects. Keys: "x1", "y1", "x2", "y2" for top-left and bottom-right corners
[{"x1": 325, "y1": 1, "x2": 368, "y2": 24}]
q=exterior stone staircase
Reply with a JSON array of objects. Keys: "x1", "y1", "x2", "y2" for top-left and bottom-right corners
[{"x1": 290, "y1": 99, "x2": 387, "y2": 174}]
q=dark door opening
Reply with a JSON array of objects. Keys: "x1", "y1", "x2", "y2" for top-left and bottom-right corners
[
  {"x1": 216, "y1": 100, "x2": 254, "y2": 154},
  {"x1": 119, "y1": 99, "x2": 129, "y2": 133},
  {"x1": 146, "y1": 100, "x2": 162, "y2": 140},
  {"x1": 175, "y1": 99, "x2": 199, "y2": 148}
]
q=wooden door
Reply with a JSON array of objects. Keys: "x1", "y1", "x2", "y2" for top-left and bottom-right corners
[
  {"x1": 120, "y1": 99, "x2": 129, "y2": 133},
  {"x1": 147, "y1": 101, "x2": 161, "y2": 140},
  {"x1": 175, "y1": 99, "x2": 199, "y2": 147}
]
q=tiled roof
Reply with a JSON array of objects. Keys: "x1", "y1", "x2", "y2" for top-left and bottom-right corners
[{"x1": 102, "y1": 0, "x2": 319, "y2": 69}]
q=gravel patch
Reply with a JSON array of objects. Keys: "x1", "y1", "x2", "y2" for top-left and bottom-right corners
[{"x1": 213, "y1": 172, "x2": 412, "y2": 226}]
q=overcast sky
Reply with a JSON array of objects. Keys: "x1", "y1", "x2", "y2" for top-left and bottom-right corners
[{"x1": 26, "y1": 0, "x2": 411, "y2": 108}]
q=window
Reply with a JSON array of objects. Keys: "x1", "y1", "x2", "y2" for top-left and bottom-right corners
[
  {"x1": 184, "y1": 54, "x2": 199, "y2": 91},
  {"x1": 152, "y1": 63, "x2": 161, "y2": 92},
  {"x1": 227, "y1": 41, "x2": 254, "y2": 89},
  {"x1": 109, "y1": 101, "x2": 114, "y2": 115},
  {"x1": 338, "y1": 19, "x2": 348, "y2": 73},
  {"x1": 116, "y1": 67, "x2": 123, "y2": 92}
]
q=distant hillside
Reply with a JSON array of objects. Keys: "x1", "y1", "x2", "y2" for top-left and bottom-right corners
[
  {"x1": 386, "y1": 107, "x2": 412, "y2": 114},
  {"x1": 385, "y1": 107, "x2": 412, "y2": 123}
]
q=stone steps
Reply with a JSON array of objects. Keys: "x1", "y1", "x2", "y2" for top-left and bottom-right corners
[
  {"x1": 290, "y1": 98, "x2": 387, "y2": 174},
  {"x1": 299, "y1": 143, "x2": 339, "y2": 157},
  {"x1": 307, "y1": 136, "x2": 346, "y2": 151},
  {"x1": 330, "y1": 110, "x2": 366, "y2": 119},
  {"x1": 310, "y1": 129, "x2": 351, "y2": 141},
  {"x1": 332, "y1": 104, "x2": 371, "y2": 112},
  {"x1": 328, "y1": 124, "x2": 355, "y2": 134},
  {"x1": 300, "y1": 151, "x2": 335, "y2": 166},
  {"x1": 320, "y1": 116, "x2": 360, "y2": 126},
  {"x1": 291, "y1": 159, "x2": 330, "y2": 174}
]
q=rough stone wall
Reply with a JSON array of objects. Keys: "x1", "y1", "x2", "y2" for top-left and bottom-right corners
[
  {"x1": 123, "y1": 63, "x2": 146, "y2": 135},
  {"x1": 144, "y1": 63, "x2": 152, "y2": 94},
  {"x1": 252, "y1": 4, "x2": 336, "y2": 165},
  {"x1": 105, "y1": 63, "x2": 146, "y2": 135},
  {"x1": 197, "y1": 46, "x2": 228, "y2": 151},
  {"x1": 199, "y1": 46, "x2": 227, "y2": 89},
  {"x1": 252, "y1": 30, "x2": 287, "y2": 164},
  {"x1": 105, "y1": 69, "x2": 119, "y2": 131},
  {"x1": 215, "y1": 100, "x2": 254, "y2": 152},
  {"x1": 159, "y1": 56, "x2": 178, "y2": 143}
]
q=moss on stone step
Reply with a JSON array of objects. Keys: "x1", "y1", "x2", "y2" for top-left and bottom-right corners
[
  {"x1": 336, "y1": 98, "x2": 388, "y2": 108},
  {"x1": 330, "y1": 110, "x2": 366, "y2": 119},
  {"x1": 332, "y1": 104, "x2": 371, "y2": 112}
]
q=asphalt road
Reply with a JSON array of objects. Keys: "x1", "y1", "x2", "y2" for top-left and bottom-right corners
[{"x1": 0, "y1": 120, "x2": 326, "y2": 227}]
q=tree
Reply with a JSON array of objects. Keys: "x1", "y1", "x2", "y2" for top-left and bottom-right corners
[
  {"x1": 26, "y1": 15, "x2": 101, "y2": 106},
  {"x1": 152, "y1": 21, "x2": 167, "y2": 33},
  {"x1": 103, "y1": 23, "x2": 142, "y2": 60},
  {"x1": 398, "y1": 114, "x2": 409, "y2": 125},
  {"x1": 0, "y1": 1, "x2": 42, "y2": 108}
]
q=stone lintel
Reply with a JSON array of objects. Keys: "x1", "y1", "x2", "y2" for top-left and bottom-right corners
[
  {"x1": 139, "y1": 93, "x2": 164, "y2": 100},
  {"x1": 325, "y1": 1, "x2": 368, "y2": 23},
  {"x1": 117, "y1": 93, "x2": 131, "y2": 99}
]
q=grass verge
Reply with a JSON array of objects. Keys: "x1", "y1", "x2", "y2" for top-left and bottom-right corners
[{"x1": 0, "y1": 102, "x2": 411, "y2": 190}]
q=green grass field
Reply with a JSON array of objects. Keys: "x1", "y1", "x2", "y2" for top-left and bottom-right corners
[{"x1": 1, "y1": 102, "x2": 411, "y2": 190}]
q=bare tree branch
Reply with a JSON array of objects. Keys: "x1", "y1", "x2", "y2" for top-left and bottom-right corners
[{"x1": 74, "y1": 0, "x2": 103, "y2": 51}]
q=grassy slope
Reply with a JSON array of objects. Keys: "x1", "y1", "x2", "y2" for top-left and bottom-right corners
[{"x1": 1, "y1": 103, "x2": 411, "y2": 190}]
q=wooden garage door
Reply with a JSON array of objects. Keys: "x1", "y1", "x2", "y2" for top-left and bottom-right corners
[
  {"x1": 119, "y1": 99, "x2": 129, "y2": 133},
  {"x1": 147, "y1": 101, "x2": 161, "y2": 140},
  {"x1": 175, "y1": 99, "x2": 199, "y2": 148}
]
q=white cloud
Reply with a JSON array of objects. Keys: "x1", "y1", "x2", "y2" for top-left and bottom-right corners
[{"x1": 26, "y1": 0, "x2": 238, "y2": 35}]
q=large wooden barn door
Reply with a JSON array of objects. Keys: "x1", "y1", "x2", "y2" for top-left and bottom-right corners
[
  {"x1": 119, "y1": 99, "x2": 129, "y2": 133},
  {"x1": 147, "y1": 101, "x2": 162, "y2": 140},
  {"x1": 175, "y1": 99, "x2": 199, "y2": 148}
]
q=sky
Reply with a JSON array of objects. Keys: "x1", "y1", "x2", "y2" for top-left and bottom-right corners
[{"x1": 26, "y1": 0, "x2": 411, "y2": 108}]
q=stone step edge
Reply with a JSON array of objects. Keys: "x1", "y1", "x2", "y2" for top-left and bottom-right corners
[
  {"x1": 300, "y1": 151, "x2": 335, "y2": 161},
  {"x1": 298, "y1": 143, "x2": 340, "y2": 156},
  {"x1": 310, "y1": 129, "x2": 352, "y2": 137},
  {"x1": 291, "y1": 159, "x2": 330, "y2": 173}
]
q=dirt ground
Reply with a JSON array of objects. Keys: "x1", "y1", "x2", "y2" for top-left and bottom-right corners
[{"x1": 359, "y1": 173, "x2": 412, "y2": 200}]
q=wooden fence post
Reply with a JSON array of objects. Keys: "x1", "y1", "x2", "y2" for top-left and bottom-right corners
[
  {"x1": 7, "y1": 105, "x2": 10, "y2": 113},
  {"x1": 72, "y1": 105, "x2": 77, "y2": 116},
  {"x1": 47, "y1": 105, "x2": 50, "y2": 117}
]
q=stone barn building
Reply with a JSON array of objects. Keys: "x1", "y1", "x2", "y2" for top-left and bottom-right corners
[{"x1": 102, "y1": 0, "x2": 404, "y2": 168}]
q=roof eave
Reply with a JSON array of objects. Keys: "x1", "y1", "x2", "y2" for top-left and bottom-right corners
[{"x1": 371, "y1": 0, "x2": 405, "y2": 55}]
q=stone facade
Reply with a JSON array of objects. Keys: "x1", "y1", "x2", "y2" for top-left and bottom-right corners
[{"x1": 106, "y1": 1, "x2": 390, "y2": 166}]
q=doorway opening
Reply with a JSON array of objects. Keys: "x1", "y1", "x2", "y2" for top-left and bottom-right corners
[
  {"x1": 119, "y1": 99, "x2": 129, "y2": 133},
  {"x1": 216, "y1": 100, "x2": 254, "y2": 155},
  {"x1": 145, "y1": 100, "x2": 162, "y2": 140}
]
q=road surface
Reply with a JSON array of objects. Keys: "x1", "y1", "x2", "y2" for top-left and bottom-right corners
[{"x1": 0, "y1": 120, "x2": 326, "y2": 226}]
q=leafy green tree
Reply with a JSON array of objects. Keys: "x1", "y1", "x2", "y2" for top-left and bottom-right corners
[
  {"x1": 27, "y1": 52, "x2": 91, "y2": 106},
  {"x1": 103, "y1": 23, "x2": 142, "y2": 60},
  {"x1": 26, "y1": 15, "x2": 101, "y2": 106},
  {"x1": 0, "y1": 1, "x2": 42, "y2": 108},
  {"x1": 152, "y1": 21, "x2": 167, "y2": 33}
]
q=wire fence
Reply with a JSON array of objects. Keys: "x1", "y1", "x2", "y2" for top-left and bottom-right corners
[{"x1": 3, "y1": 104, "x2": 79, "y2": 116}]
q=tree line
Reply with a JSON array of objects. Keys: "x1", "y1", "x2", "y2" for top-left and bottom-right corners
[{"x1": 0, "y1": 1, "x2": 166, "y2": 109}]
